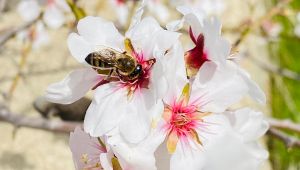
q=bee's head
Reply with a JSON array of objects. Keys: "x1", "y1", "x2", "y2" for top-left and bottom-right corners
[{"x1": 128, "y1": 64, "x2": 143, "y2": 80}]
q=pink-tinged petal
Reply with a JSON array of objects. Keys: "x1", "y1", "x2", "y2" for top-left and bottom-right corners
[
  {"x1": 69, "y1": 127, "x2": 105, "y2": 170},
  {"x1": 77, "y1": 16, "x2": 124, "y2": 50},
  {"x1": 45, "y1": 68, "x2": 101, "y2": 104},
  {"x1": 84, "y1": 84, "x2": 128, "y2": 137},
  {"x1": 17, "y1": 0, "x2": 41, "y2": 22},
  {"x1": 43, "y1": 5, "x2": 65, "y2": 29},
  {"x1": 67, "y1": 33, "x2": 94, "y2": 64}
]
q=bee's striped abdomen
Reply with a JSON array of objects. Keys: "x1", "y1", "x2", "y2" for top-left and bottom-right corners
[{"x1": 85, "y1": 53, "x2": 113, "y2": 69}]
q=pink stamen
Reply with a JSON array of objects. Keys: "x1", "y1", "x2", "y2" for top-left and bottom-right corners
[{"x1": 166, "y1": 100, "x2": 202, "y2": 139}]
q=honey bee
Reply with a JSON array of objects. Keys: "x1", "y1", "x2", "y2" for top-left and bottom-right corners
[{"x1": 85, "y1": 39, "x2": 155, "y2": 83}]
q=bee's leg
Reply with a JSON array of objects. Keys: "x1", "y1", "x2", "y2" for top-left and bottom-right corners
[
  {"x1": 105, "y1": 69, "x2": 114, "y2": 81},
  {"x1": 91, "y1": 69, "x2": 114, "y2": 90},
  {"x1": 144, "y1": 58, "x2": 156, "y2": 70}
]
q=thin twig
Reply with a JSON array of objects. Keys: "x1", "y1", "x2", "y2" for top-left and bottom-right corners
[
  {"x1": 232, "y1": 0, "x2": 291, "y2": 50},
  {"x1": 267, "y1": 128, "x2": 300, "y2": 148},
  {"x1": 7, "y1": 43, "x2": 32, "y2": 98},
  {"x1": 268, "y1": 118, "x2": 300, "y2": 134},
  {"x1": 247, "y1": 55, "x2": 300, "y2": 81},
  {"x1": 0, "y1": 17, "x2": 39, "y2": 47},
  {"x1": 0, "y1": 65, "x2": 81, "y2": 83},
  {"x1": 0, "y1": 104, "x2": 81, "y2": 133}
]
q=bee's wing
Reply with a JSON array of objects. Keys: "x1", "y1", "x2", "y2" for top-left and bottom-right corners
[{"x1": 92, "y1": 45, "x2": 125, "y2": 64}]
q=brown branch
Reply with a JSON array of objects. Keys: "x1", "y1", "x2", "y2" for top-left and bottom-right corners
[
  {"x1": 247, "y1": 55, "x2": 300, "y2": 81},
  {"x1": 267, "y1": 128, "x2": 300, "y2": 148},
  {"x1": 268, "y1": 118, "x2": 300, "y2": 134},
  {"x1": 0, "y1": 104, "x2": 81, "y2": 133},
  {"x1": 0, "y1": 16, "x2": 39, "y2": 47},
  {"x1": 0, "y1": 65, "x2": 81, "y2": 83}
]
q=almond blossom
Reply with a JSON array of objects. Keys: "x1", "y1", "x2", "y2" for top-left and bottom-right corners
[
  {"x1": 46, "y1": 7, "x2": 180, "y2": 144},
  {"x1": 168, "y1": 10, "x2": 266, "y2": 103},
  {"x1": 69, "y1": 127, "x2": 165, "y2": 170},
  {"x1": 154, "y1": 108, "x2": 269, "y2": 170},
  {"x1": 111, "y1": 0, "x2": 169, "y2": 26},
  {"x1": 70, "y1": 127, "x2": 108, "y2": 170},
  {"x1": 17, "y1": 0, "x2": 70, "y2": 29},
  {"x1": 17, "y1": 21, "x2": 50, "y2": 49}
]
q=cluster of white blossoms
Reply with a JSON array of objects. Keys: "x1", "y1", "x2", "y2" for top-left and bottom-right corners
[
  {"x1": 17, "y1": 0, "x2": 70, "y2": 48},
  {"x1": 46, "y1": 2, "x2": 269, "y2": 170}
]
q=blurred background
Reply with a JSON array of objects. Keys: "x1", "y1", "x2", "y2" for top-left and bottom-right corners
[{"x1": 0, "y1": 0, "x2": 299, "y2": 169}]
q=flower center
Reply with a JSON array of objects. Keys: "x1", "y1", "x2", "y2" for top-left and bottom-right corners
[
  {"x1": 168, "y1": 104, "x2": 199, "y2": 137},
  {"x1": 120, "y1": 53, "x2": 155, "y2": 97}
]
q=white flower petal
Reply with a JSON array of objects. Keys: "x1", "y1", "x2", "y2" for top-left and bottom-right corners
[
  {"x1": 54, "y1": 0, "x2": 70, "y2": 12},
  {"x1": 199, "y1": 116, "x2": 268, "y2": 170},
  {"x1": 152, "y1": 30, "x2": 181, "y2": 58},
  {"x1": 170, "y1": 141, "x2": 204, "y2": 170},
  {"x1": 126, "y1": 17, "x2": 162, "y2": 58},
  {"x1": 32, "y1": 22, "x2": 49, "y2": 49},
  {"x1": 100, "y1": 153, "x2": 113, "y2": 170},
  {"x1": 84, "y1": 85, "x2": 127, "y2": 137},
  {"x1": 43, "y1": 5, "x2": 65, "y2": 29},
  {"x1": 161, "y1": 42, "x2": 188, "y2": 104},
  {"x1": 198, "y1": 113, "x2": 267, "y2": 170},
  {"x1": 115, "y1": 3, "x2": 129, "y2": 26},
  {"x1": 77, "y1": 16, "x2": 124, "y2": 50},
  {"x1": 45, "y1": 68, "x2": 100, "y2": 104},
  {"x1": 148, "y1": 59, "x2": 168, "y2": 103},
  {"x1": 69, "y1": 127, "x2": 104, "y2": 170},
  {"x1": 226, "y1": 108, "x2": 269, "y2": 141},
  {"x1": 148, "y1": 1, "x2": 169, "y2": 23},
  {"x1": 194, "y1": 61, "x2": 217, "y2": 87},
  {"x1": 17, "y1": 0, "x2": 41, "y2": 22},
  {"x1": 237, "y1": 66, "x2": 266, "y2": 104},
  {"x1": 191, "y1": 64, "x2": 248, "y2": 113},
  {"x1": 67, "y1": 33, "x2": 93, "y2": 64},
  {"x1": 166, "y1": 19, "x2": 184, "y2": 31},
  {"x1": 202, "y1": 17, "x2": 229, "y2": 64},
  {"x1": 119, "y1": 97, "x2": 164, "y2": 144},
  {"x1": 108, "y1": 126, "x2": 165, "y2": 170}
]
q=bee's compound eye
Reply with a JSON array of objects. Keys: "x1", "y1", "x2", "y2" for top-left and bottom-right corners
[{"x1": 136, "y1": 65, "x2": 142, "y2": 72}]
